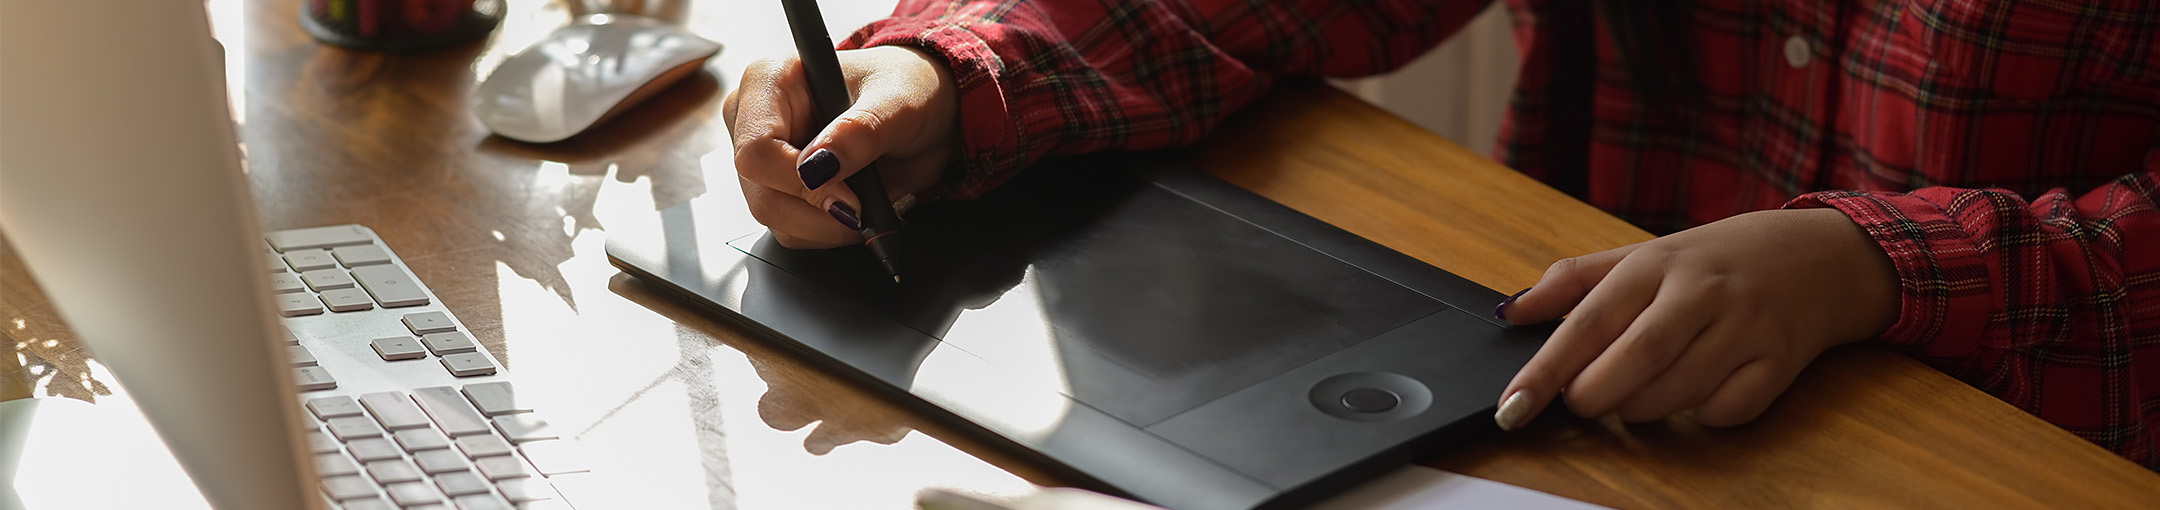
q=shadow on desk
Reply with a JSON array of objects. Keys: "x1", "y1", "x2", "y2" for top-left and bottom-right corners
[
  {"x1": 0, "y1": 234, "x2": 110, "y2": 406},
  {"x1": 605, "y1": 272, "x2": 916, "y2": 455}
]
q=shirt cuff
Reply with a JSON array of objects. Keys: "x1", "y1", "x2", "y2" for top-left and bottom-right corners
[
  {"x1": 841, "y1": 18, "x2": 1027, "y2": 200},
  {"x1": 1785, "y1": 190, "x2": 1995, "y2": 357}
]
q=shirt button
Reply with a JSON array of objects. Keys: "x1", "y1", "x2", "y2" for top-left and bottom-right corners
[{"x1": 1784, "y1": 35, "x2": 1811, "y2": 68}]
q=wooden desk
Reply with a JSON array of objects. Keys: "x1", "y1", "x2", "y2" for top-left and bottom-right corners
[{"x1": 2, "y1": 0, "x2": 2155, "y2": 507}]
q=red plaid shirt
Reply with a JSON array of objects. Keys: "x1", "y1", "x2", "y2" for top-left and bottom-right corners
[{"x1": 839, "y1": 0, "x2": 2160, "y2": 468}]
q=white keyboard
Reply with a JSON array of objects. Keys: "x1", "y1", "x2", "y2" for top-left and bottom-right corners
[{"x1": 267, "y1": 225, "x2": 583, "y2": 510}]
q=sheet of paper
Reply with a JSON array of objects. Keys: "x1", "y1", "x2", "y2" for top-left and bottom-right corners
[
  {"x1": 1312, "y1": 465, "x2": 1611, "y2": 510},
  {"x1": 921, "y1": 462, "x2": 1611, "y2": 510}
]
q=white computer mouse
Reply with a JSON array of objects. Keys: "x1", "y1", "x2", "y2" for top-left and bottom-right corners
[{"x1": 473, "y1": 14, "x2": 721, "y2": 143}]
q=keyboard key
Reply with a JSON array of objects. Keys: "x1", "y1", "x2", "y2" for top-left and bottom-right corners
[
  {"x1": 372, "y1": 336, "x2": 429, "y2": 361},
  {"x1": 413, "y1": 386, "x2": 494, "y2": 437},
  {"x1": 461, "y1": 382, "x2": 531, "y2": 417},
  {"x1": 421, "y1": 332, "x2": 478, "y2": 355},
  {"x1": 267, "y1": 225, "x2": 374, "y2": 252},
  {"x1": 343, "y1": 496, "x2": 397, "y2": 510},
  {"x1": 366, "y1": 459, "x2": 425, "y2": 484},
  {"x1": 395, "y1": 427, "x2": 453, "y2": 452},
  {"x1": 475, "y1": 455, "x2": 535, "y2": 481},
  {"x1": 517, "y1": 441, "x2": 589, "y2": 476},
  {"x1": 345, "y1": 497, "x2": 397, "y2": 510},
  {"x1": 518, "y1": 499, "x2": 575, "y2": 510},
  {"x1": 348, "y1": 437, "x2": 402, "y2": 462},
  {"x1": 327, "y1": 416, "x2": 385, "y2": 441},
  {"x1": 275, "y1": 293, "x2": 326, "y2": 317},
  {"x1": 355, "y1": 265, "x2": 431, "y2": 308},
  {"x1": 320, "y1": 287, "x2": 375, "y2": 312},
  {"x1": 491, "y1": 415, "x2": 556, "y2": 444},
  {"x1": 456, "y1": 434, "x2": 515, "y2": 458},
  {"x1": 267, "y1": 253, "x2": 290, "y2": 272},
  {"x1": 307, "y1": 430, "x2": 341, "y2": 454},
  {"x1": 493, "y1": 478, "x2": 556, "y2": 503},
  {"x1": 386, "y1": 481, "x2": 444, "y2": 507},
  {"x1": 435, "y1": 470, "x2": 493, "y2": 496},
  {"x1": 288, "y1": 344, "x2": 318, "y2": 367},
  {"x1": 301, "y1": 268, "x2": 356, "y2": 291},
  {"x1": 284, "y1": 249, "x2": 338, "y2": 271},
  {"x1": 402, "y1": 312, "x2": 457, "y2": 335},
  {"x1": 414, "y1": 449, "x2": 472, "y2": 474},
  {"x1": 333, "y1": 244, "x2": 394, "y2": 266},
  {"x1": 294, "y1": 366, "x2": 337, "y2": 391},
  {"x1": 361, "y1": 392, "x2": 433, "y2": 431},
  {"x1": 269, "y1": 272, "x2": 306, "y2": 293},
  {"x1": 453, "y1": 493, "x2": 514, "y2": 510},
  {"x1": 441, "y1": 352, "x2": 497, "y2": 377},
  {"x1": 280, "y1": 325, "x2": 299, "y2": 345},
  {"x1": 321, "y1": 474, "x2": 378, "y2": 500},
  {"x1": 316, "y1": 453, "x2": 362, "y2": 477},
  {"x1": 306, "y1": 396, "x2": 363, "y2": 419},
  {"x1": 519, "y1": 499, "x2": 575, "y2": 510}
]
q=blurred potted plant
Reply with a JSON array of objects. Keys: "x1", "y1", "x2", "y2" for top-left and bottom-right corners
[{"x1": 300, "y1": 0, "x2": 505, "y2": 51}]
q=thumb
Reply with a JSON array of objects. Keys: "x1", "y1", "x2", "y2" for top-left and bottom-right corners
[
  {"x1": 792, "y1": 81, "x2": 926, "y2": 230},
  {"x1": 793, "y1": 57, "x2": 939, "y2": 192},
  {"x1": 794, "y1": 104, "x2": 893, "y2": 193},
  {"x1": 1498, "y1": 242, "x2": 1643, "y2": 325}
]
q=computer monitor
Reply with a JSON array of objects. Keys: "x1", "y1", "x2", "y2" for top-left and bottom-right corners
[{"x1": 0, "y1": 2, "x2": 318, "y2": 509}]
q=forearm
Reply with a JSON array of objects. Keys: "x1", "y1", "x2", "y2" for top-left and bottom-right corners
[
  {"x1": 1787, "y1": 167, "x2": 2160, "y2": 468},
  {"x1": 840, "y1": 0, "x2": 1492, "y2": 197}
]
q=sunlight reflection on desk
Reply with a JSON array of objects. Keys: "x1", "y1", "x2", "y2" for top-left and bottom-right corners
[
  {"x1": 460, "y1": 161, "x2": 1039, "y2": 508},
  {"x1": 913, "y1": 270, "x2": 1076, "y2": 444}
]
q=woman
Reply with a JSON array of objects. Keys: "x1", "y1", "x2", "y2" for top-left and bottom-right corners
[{"x1": 722, "y1": 0, "x2": 2159, "y2": 468}]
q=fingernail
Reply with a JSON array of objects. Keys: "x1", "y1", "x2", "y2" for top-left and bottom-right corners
[
  {"x1": 826, "y1": 200, "x2": 861, "y2": 231},
  {"x1": 799, "y1": 148, "x2": 840, "y2": 190},
  {"x1": 1494, "y1": 287, "x2": 1530, "y2": 321},
  {"x1": 892, "y1": 193, "x2": 917, "y2": 217},
  {"x1": 1495, "y1": 390, "x2": 1535, "y2": 431}
]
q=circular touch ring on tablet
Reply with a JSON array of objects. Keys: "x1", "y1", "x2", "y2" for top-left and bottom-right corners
[{"x1": 1308, "y1": 372, "x2": 1434, "y2": 422}]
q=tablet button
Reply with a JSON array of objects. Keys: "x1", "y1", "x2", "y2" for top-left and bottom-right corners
[
  {"x1": 1307, "y1": 371, "x2": 1433, "y2": 422},
  {"x1": 1340, "y1": 388, "x2": 1399, "y2": 413}
]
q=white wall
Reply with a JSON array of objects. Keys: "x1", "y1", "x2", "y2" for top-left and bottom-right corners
[{"x1": 1334, "y1": 3, "x2": 1520, "y2": 155}]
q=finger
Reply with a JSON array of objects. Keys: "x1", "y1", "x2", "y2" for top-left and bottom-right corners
[
  {"x1": 1693, "y1": 356, "x2": 1806, "y2": 427},
  {"x1": 1495, "y1": 248, "x2": 1666, "y2": 429},
  {"x1": 740, "y1": 175, "x2": 857, "y2": 249},
  {"x1": 1612, "y1": 317, "x2": 1748, "y2": 422},
  {"x1": 728, "y1": 57, "x2": 806, "y2": 151},
  {"x1": 813, "y1": 179, "x2": 866, "y2": 234},
  {"x1": 722, "y1": 86, "x2": 741, "y2": 130},
  {"x1": 732, "y1": 58, "x2": 819, "y2": 199},
  {"x1": 806, "y1": 176, "x2": 920, "y2": 238},
  {"x1": 1501, "y1": 243, "x2": 1646, "y2": 325},
  {"x1": 1561, "y1": 277, "x2": 1718, "y2": 418}
]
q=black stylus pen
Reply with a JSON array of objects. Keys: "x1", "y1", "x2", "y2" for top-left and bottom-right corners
[{"x1": 780, "y1": 0, "x2": 904, "y2": 283}]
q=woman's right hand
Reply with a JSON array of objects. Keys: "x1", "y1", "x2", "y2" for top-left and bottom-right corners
[{"x1": 723, "y1": 45, "x2": 960, "y2": 249}]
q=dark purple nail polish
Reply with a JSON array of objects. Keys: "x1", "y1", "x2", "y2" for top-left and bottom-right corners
[
  {"x1": 799, "y1": 148, "x2": 840, "y2": 190},
  {"x1": 1495, "y1": 288, "x2": 1530, "y2": 322},
  {"x1": 826, "y1": 201, "x2": 861, "y2": 231}
]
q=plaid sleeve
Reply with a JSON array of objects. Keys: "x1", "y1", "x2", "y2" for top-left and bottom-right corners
[
  {"x1": 1786, "y1": 163, "x2": 2160, "y2": 468},
  {"x1": 837, "y1": 0, "x2": 1491, "y2": 198}
]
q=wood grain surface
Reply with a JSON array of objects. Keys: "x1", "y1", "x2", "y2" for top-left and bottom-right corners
[{"x1": 1, "y1": 0, "x2": 2154, "y2": 508}]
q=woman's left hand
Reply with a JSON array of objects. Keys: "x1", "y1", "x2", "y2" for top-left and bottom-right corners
[{"x1": 1493, "y1": 208, "x2": 1901, "y2": 429}]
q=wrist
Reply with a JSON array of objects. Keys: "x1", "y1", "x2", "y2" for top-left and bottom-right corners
[{"x1": 1808, "y1": 208, "x2": 1900, "y2": 343}]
